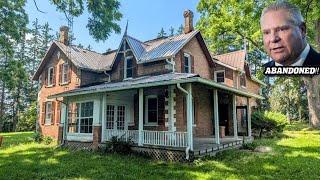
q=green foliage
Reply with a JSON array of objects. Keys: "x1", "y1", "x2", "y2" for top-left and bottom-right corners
[
  {"x1": 43, "y1": 136, "x2": 53, "y2": 145},
  {"x1": 17, "y1": 102, "x2": 37, "y2": 131},
  {"x1": 105, "y1": 136, "x2": 133, "y2": 154},
  {"x1": 252, "y1": 111, "x2": 288, "y2": 137},
  {"x1": 1, "y1": 126, "x2": 320, "y2": 179},
  {"x1": 50, "y1": 0, "x2": 122, "y2": 41},
  {"x1": 241, "y1": 142, "x2": 258, "y2": 151},
  {"x1": 157, "y1": 27, "x2": 167, "y2": 38},
  {"x1": 32, "y1": 131, "x2": 43, "y2": 143}
]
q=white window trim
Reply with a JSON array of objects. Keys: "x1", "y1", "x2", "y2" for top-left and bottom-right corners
[
  {"x1": 183, "y1": 53, "x2": 191, "y2": 73},
  {"x1": 145, "y1": 95, "x2": 158, "y2": 126},
  {"x1": 214, "y1": 70, "x2": 225, "y2": 83},
  {"x1": 67, "y1": 100, "x2": 94, "y2": 134},
  {"x1": 45, "y1": 101, "x2": 53, "y2": 125},
  {"x1": 61, "y1": 63, "x2": 69, "y2": 85},
  {"x1": 47, "y1": 67, "x2": 54, "y2": 87},
  {"x1": 240, "y1": 74, "x2": 247, "y2": 89},
  {"x1": 124, "y1": 56, "x2": 133, "y2": 80}
]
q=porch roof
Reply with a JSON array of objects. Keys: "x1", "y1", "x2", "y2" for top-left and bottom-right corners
[{"x1": 49, "y1": 73, "x2": 264, "y2": 99}]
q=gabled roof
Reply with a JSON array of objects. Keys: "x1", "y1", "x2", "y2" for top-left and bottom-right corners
[
  {"x1": 118, "y1": 30, "x2": 204, "y2": 63},
  {"x1": 212, "y1": 49, "x2": 266, "y2": 86},
  {"x1": 33, "y1": 41, "x2": 116, "y2": 80},
  {"x1": 212, "y1": 50, "x2": 246, "y2": 71}
]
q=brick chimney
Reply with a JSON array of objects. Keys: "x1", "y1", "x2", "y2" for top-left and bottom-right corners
[
  {"x1": 183, "y1": 10, "x2": 194, "y2": 34},
  {"x1": 59, "y1": 26, "x2": 69, "y2": 45}
]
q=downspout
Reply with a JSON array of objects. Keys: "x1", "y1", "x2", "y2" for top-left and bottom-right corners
[
  {"x1": 177, "y1": 83, "x2": 191, "y2": 160},
  {"x1": 166, "y1": 57, "x2": 175, "y2": 73},
  {"x1": 103, "y1": 70, "x2": 111, "y2": 82}
]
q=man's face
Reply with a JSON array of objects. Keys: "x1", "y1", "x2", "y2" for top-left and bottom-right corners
[{"x1": 261, "y1": 9, "x2": 306, "y2": 65}]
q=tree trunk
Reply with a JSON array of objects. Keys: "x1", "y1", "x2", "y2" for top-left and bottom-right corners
[
  {"x1": 303, "y1": 76, "x2": 320, "y2": 128},
  {"x1": 0, "y1": 81, "x2": 5, "y2": 132}
]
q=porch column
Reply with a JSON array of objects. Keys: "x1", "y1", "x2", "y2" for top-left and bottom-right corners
[
  {"x1": 233, "y1": 95, "x2": 238, "y2": 140},
  {"x1": 58, "y1": 103, "x2": 67, "y2": 144},
  {"x1": 247, "y1": 97, "x2": 252, "y2": 137},
  {"x1": 101, "y1": 94, "x2": 106, "y2": 142},
  {"x1": 138, "y1": 88, "x2": 144, "y2": 146},
  {"x1": 186, "y1": 83, "x2": 193, "y2": 150},
  {"x1": 213, "y1": 89, "x2": 220, "y2": 144},
  {"x1": 168, "y1": 85, "x2": 175, "y2": 132},
  {"x1": 93, "y1": 98, "x2": 102, "y2": 150}
]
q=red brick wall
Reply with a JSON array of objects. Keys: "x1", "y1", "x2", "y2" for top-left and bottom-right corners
[{"x1": 38, "y1": 49, "x2": 80, "y2": 139}]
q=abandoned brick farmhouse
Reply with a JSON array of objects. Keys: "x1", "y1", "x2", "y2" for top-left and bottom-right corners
[{"x1": 33, "y1": 10, "x2": 264, "y2": 159}]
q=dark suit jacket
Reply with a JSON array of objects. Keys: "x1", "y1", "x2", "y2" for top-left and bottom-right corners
[{"x1": 264, "y1": 47, "x2": 320, "y2": 67}]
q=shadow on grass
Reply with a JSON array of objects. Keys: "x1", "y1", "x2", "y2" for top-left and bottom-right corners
[{"x1": 0, "y1": 126, "x2": 319, "y2": 179}]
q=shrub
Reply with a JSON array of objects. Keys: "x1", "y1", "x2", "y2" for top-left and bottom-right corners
[
  {"x1": 241, "y1": 142, "x2": 258, "y2": 151},
  {"x1": 43, "y1": 136, "x2": 54, "y2": 145},
  {"x1": 33, "y1": 131, "x2": 43, "y2": 143},
  {"x1": 105, "y1": 136, "x2": 133, "y2": 154},
  {"x1": 252, "y1": 111, "x2": 288, "y2": 138}
]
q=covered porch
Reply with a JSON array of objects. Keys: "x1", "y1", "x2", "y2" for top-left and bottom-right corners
[{"x1": 51, "y1": 73, "x2": 262, "y2": 154}]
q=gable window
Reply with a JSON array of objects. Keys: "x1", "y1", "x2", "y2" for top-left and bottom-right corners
[
  {"x1": 145, "y1": 95, "x2": 158, "y2": 125},
  {"x1": 45, "y1": 101, "x2": 53, "y2": 125},
  {"x1": 68, "y1": 101, "x2": 93, "y2": 134},
  {"x1": 47, "y1": 67, "x2": 54, "y2": 86},
  {"x1": 214, "y1": 70, "x2": 225, "y2": 83},
  {"x1": 124, "y1": 56, "x2": 133, "y2": 79},
  {"x1": 184, "y1": 53, "x2": 191, "y2": 73},
  {"x1": 62, "y1": 63, "x2": 69, "y2": 84},
  {"x1": 240, "y1": 74, "x2": 246, "y2": 87}
]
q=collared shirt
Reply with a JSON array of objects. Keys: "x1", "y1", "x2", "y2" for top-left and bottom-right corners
[{"x1": 275, "y1": 44, "x2": 310, "y2": 66}]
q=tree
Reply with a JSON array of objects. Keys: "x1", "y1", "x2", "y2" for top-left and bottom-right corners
[
  {"x1": 196, "y1": 0, "x2": 320, "y2": 127},
  {"x1": 177, "y1": 24, "x2": 184, "y2": 35},
  {"x1": 157, "y1": 28, "x2": 167, "y2": 38},
  {"x1": 49, "y1": 0, "x2": 122, "y2": 41},
  {"x1": 169, "y1": 26, "x2": 175, "y2": 36}
]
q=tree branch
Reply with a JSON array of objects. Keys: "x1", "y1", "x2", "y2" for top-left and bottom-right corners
[
  {"x1": 33, "y1": 0, "x2": 46, "y2": 14},
  {"x1": 235, "y1": 30, "x2": 264, "y2": 52}
]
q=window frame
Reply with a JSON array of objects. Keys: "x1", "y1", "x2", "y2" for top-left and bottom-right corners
[
  {"x1": 47, "y1": 67, "x2": 54, "y2": 86},
  {"x1": 45, "y1": 101, "x2": 53, "y2": 125},
  {"x1": 183, "y1": 53, "x2": 191, "y2": 73},
  {"x1": 214, "y1": 70, "x2": 225, "y2": 83},
  {"x1": 124, "y1": 56, "x2": 133, "y2": 79},
  {"x1": 145, "y1": 95, "x2": 158, "y2": 126},
  {"x1": 67, "y1": 101, "x2": 94, "y2": 134},
  {"x1": 240, "y1": 73, "x2": 246, "y2": 88},
  {"x1": 61, "y1": 63, "x2": 69, "y2": 84}
]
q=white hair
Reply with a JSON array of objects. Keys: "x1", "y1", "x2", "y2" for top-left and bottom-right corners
[{"x1": 261, "y1": 1, "x2": 304, "y2": 26}]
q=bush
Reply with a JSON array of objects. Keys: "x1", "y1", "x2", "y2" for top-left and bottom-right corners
[
  {"x1": 43, "y1": 136, "x2": 54, "y2": 145},
  {"x1": 252, "y1": 111, "x2": 288, "y2": 138},
  {"x1": 105, "y1": 136, "x2": 133, "y2": 154},
  {"x1": 241, "y1": 142, "x2": 258, "y2": 151},
  {"x1": 33, "y1": 132, "x2": 43, "y2": 143}
]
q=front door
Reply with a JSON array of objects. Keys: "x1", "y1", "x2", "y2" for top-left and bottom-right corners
[{"x1": 106, "y1": 104, "x2": 126, "y2": 130}]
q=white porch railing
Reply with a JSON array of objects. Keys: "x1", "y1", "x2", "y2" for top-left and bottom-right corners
[
  {"x1": 143, "y1": 130, "x2": 188, "y2": 147},
  {"x1": 105, "y1": 129, "x2": 139, "y2": 143},
  {"x1": 105, "y1": 130, "x2": 188, "y2": 148}
]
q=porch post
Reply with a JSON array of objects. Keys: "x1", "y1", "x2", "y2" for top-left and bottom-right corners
[
  {"x1": 93, "y1": 97, "x2": 102, "y2": 150},
  {"x1": 247, "y1": 97, "x2": 252, "y2": 137},
  {"x1": 168, "y1": 85, "x2": 175, "y2": 132},
  {"x1": 58, "y1": 103, "x2": 67, "y2": 144},
  {"x1": 186, "y1": 83, "x2": 193, "y2": 150},
  {"x1": 138, "y1": 88, "x2": 144, "y2": 146},
  {"x1": 213, "y1": 89, "x2": 220, "y2": 144},
  {"x1": 101, "y1": 94, "x2": 106, "y2": 142},
  {"x1": 233, "y1": 95, "x2": 238, "y2": 140}
]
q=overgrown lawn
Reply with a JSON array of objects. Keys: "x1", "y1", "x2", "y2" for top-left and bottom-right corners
[{"x1": 0, "y1": 123, "x2": 319, "y2": 179}]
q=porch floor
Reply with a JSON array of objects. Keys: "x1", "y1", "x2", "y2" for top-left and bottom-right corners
[{"x1": 193, "y1": 136, "x2": 253, "y2": 157}]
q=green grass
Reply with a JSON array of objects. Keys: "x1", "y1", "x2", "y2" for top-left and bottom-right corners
[{"x1": 0, "y1": 123, "x2": 319, "y2": 179}]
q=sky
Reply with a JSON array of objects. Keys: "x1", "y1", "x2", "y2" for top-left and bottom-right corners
[{"x1": 25, "y1": 0, "x2": 201, "y2": 53}]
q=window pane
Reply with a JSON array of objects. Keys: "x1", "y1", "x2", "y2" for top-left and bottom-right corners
[
  {"x1": 148, "y1": 98, "x2": 157, "y2": 110},
  {"x1": 184, "y1": 56, "x2": 190, "y2": 73},
  {"x1": 126, "y1": 58, "x2": 133, "y2": 78},
  {"x1": 127, "y1": 68, "x2": 132, "y2": 78},
  {"x1": 216, "y1": 72, "x2": 224, "y2": 83},
  {"x1": 148, "y1": 111, "x2": 157, "y2": 123}
]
